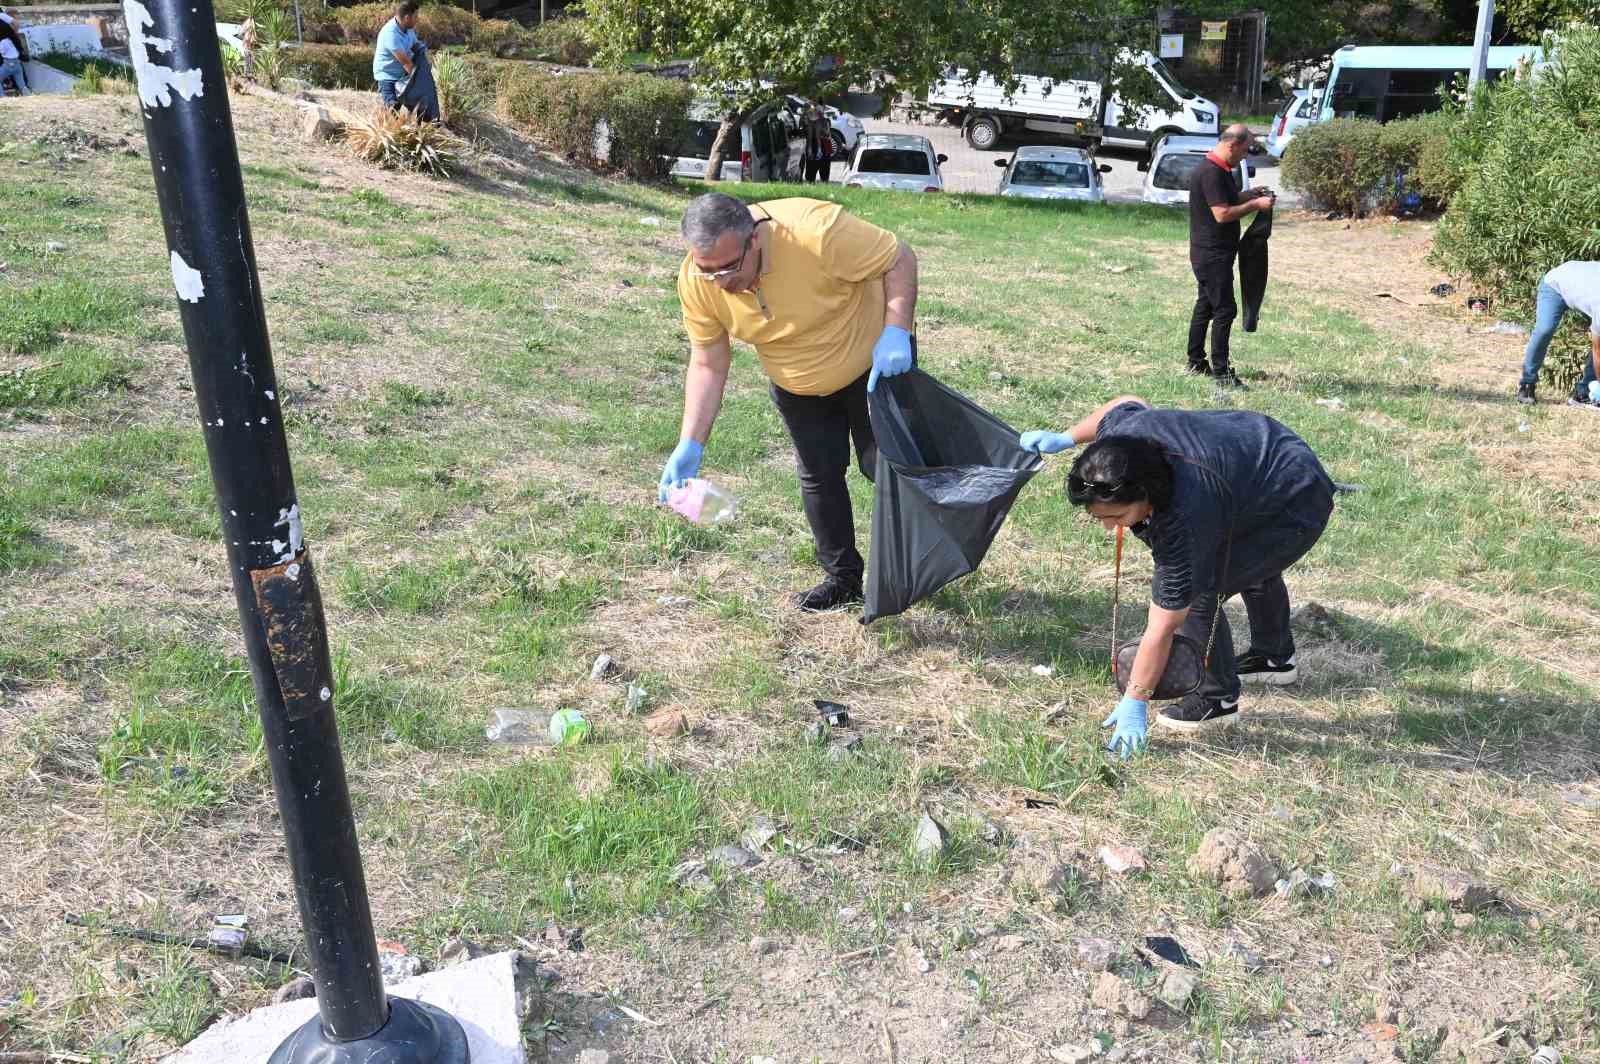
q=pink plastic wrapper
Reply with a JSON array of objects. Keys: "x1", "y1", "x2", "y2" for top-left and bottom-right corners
[{"x1": 666, "y1": 479, "x2": 710, "y2": 523}]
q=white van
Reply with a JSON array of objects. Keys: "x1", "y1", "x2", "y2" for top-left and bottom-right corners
[
  {"x1": 670, "y1": 99, "x2": 801, "y2": 182},
  {"x1": 1317, "y1": 44, "x2": 1542, "y2": 124},
  {"x1": 925, "y1": 51, "x2": 1219, "y2": 151}
]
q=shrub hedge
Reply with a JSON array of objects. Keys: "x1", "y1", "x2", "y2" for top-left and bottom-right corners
[
  {"x1": 334, "y1": 3, "x2": 481, "y2": 46},
  {"x1": 1279, "y1": 113, "x2": 1455, "y2": 215},
  {"x1": 289, "y1": 43, "x2": 374, "y2": 89},
  {"x1": 1431, "y1": 24, "x2": 1600, "y2": 388},
  {"x1": 498, "y1": 69, "x2": 690, "y2": 179},
  {"x1": 529, "y1": 18, "x2": 595, "y2": 66}
]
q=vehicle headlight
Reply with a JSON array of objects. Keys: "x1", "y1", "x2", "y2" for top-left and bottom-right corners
[{"x1": 1192, "y1": 107, "x2": 1214, "y2": 124}]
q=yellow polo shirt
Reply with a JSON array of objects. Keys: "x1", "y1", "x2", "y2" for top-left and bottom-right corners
[{"x1": 677, "y1": 198, "x2": 901, "y2": 397}]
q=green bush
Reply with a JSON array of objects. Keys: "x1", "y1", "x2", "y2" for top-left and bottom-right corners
[
  {"x1": 1431, "y1": 24, "x2": 1600, "y2": 389},
  {"x1": 497, "y1": 69, "x2": 690, "y2": 178},
  {"x1": 530, "y1": 18, "x2": 595, "y2": 66},
  {"x1": 289, "y1": 43, "x2": 374, "y2": 89},
  {"x1": 1378, "y1": 111, "x2": 1455, "y2": 203},
  {"x1": 470, "y1": 18, "x2": 539, "y2": 58},
  {"x1": 1281, "y1": 112, "x2": 1457, "y2": 214}
]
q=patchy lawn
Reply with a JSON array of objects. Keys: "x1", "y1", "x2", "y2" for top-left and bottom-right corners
[{"x1": 2, "y1": 91, "x2": 1597, "y2": 1064}]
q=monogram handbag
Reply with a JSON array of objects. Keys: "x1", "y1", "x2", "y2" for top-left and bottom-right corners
[{"x1": 1110, "y1": 525, "x2": 1229, "y2": 700}]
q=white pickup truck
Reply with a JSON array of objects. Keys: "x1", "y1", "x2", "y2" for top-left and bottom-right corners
[{"x1": 925, "y1": 51, "x2": 1219, "y2": 152}]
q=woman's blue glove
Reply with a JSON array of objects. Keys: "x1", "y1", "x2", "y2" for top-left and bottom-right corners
[
  {"x1": 1019, "y1": 430, "x2": 1075, "y2": 455},
  {"x1": 866, "y1": 325, "x2": 914, "y2": 393},
  {"x1": 1102, "y1": 695, "x2": 1149, "y2": 760},
  {"x1": 657, "y1": 438, "x2": 704, "y2": 502}
]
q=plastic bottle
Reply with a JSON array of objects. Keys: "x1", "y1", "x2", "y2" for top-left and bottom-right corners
[
  {"x1": 1589, "y1": 380, "x2": 1600, "y2": 404},
  {"x1": 666, "y1": 478, "x2": 738, "y2": 525},
  {"x1": 548, "y1": 708, "x2": 588, "y2": 746}
]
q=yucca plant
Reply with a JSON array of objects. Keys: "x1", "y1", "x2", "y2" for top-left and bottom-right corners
[
  {"x1": 252, "y1": 8, "x2": 292, "y2": 89},
  {"x1": 430, "y1": 51, "x2": 483, "y2": 128},
  {"x1": 344, "y1": 105, "x2": 463, "y2": 178}
]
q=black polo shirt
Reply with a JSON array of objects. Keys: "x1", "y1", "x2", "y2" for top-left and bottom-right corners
[{"x1": 1189, "y1": 156, "x2": 1243, "y2": 262}]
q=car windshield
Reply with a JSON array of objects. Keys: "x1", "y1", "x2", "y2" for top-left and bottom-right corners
[
  {"x1": 1012, "y1": 160, "x2": 1090, "y2": 187},
  {"x1": 1150, "y1": 59, "x2": 1198, "y2": 101},
  {"x1": 856, "y1": 148, "x2": 931, "y2": 175},
  {"x1": 1152, "y1": 153, "x2": 1204, "y2": 190},
  {"x1": 678, "y1": 120, "x2": 720, "y2": 159}
]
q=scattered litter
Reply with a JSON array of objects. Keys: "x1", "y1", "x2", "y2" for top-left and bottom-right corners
[
  {"x1": 624, "y1": 681, "x2": 648, "y2": 714},
  {"x1": 1560, "y1": 787, "x2": 1600, "y2": 811},
  {"x1": 1142, "y1": 935, "x2": 1197, "y2": 968},
  {"x1": 1324, "y1": 211, "x2": 1343, "y2": 221},
  {"x1": 1104, "y1": 265, "x2": 1131, "y2": 275},
  {"x1": 1314, "y1": 397, "x2": 1345, "y2": 411},
  {"x1": 590, "y1": 654, "x2": 618, "y2": 680},
  {"x1": 987, "y1": 370, "x2": 1004, "y2": 382},
  {"x1": 548, "y1": 708, "x2": 589, "y2": 746},
  {"x1": 1467, "y1": 296, "x2": 1488, "y2": 313},
  {"x1": 214, "y1": 914, "x2": 248, "y2": 928},
  {"x1": 1518, "y1": 421, "x2": 1531, "y2": 434},
  {"x1": 656, "y1": 594, "x2": 691, "y2": 607},
  {"x1": 1097, "y1": 844, "x2": 1148, "y2": 875},
  {"x1": 639, "y1": 216, "x2": 661, "y2": 226},
  {"x1": 1371, "y1": 291, "x2": 1415, "y2": 305},
  {"x1": 826, "y1": 734, "x2": 863, "y2": 762},
  {"x1": 644, "y1": 708, "x2": 688, "y2": 738},
  {"x1": 1533, "y1": 1047, "x2": 1561, "y2": 1064},
  {"x1": 1031, "y1": 664, "x2": 1055, "y2": 677},
  {"x1": 741, "y1": 815, "x2": 781, "y2": 851},
  {"x1": 670, "y1": 859, "x2": 708, "y2": 884},
  {"x1": 543, "y1": 921, "x2": 584, "y2": 952},
  {"x1": 1275, "y1": 868, "x2": 1337, "y2": 898},
  {"x1": 45, "y1": 240, "x2": 66, "y2": 253},
  {"x1": 1429, "y1": 282, "x2": 1456, "y2": 297},
  {"x1": 207, "y1": 926, "x2": 247, "y2": 951},
  {"x1": 708, "y1": 844, "x2": 760, "y2": 870},
  {"x1": 1224, "y1": 941, "x2": 1265, "y2": 973},
  {"x1": 1362, "y1": 1022, "x2": 1399, "y2": 1042},
  {"x1": 1481, "y1": 320, "x2": 1529, "y2": 336},
  {"x1": 814, "y1": 699, "x2": 850, "y2": 726},
  {"x1": 485, "y1": 708, "x2": 553, "y2": 745},
  {"x1": 377, "y1": 943, "x2": 424, "y2": 984},
  {"x1": 1023, "y1": 796, "x2": 1058, "y2": 809},
  {"x1": 912, "y1": 811, "x2": 948, "y2": 862}
]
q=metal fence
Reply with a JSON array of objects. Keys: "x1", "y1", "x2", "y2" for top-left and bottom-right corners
[{"x1": 1156, "y1": 10, "x2": 1268, "y2": 113}]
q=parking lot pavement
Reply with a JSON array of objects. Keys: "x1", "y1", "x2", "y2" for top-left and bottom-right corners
[{"x1": 836, "y1": 114, "x2": 1296, "y2": 207}]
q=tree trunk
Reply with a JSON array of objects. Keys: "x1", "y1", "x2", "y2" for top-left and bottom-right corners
[{"x1": 703, "y1": 115, "x2": 742, "y2": 184}]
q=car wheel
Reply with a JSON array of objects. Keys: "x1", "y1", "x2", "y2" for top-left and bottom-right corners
[
  {"x1": 965, "y1": 116, "x2": 1001, "y2": 151},
  {"x1": 831, "y1": 129, "x2": 847, "y2": 153}
]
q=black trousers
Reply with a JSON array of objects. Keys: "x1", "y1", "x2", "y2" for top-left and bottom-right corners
[
  {"x1": 804, "y1": 158, "x2": 833, "y2": 183},
  {"x1": 1183, "y1": 479, "x2": 1334, "y2": 704},
  {"x1": 1188, "y1": 253, "x2": 1238, "y2": 371},
  {"x1": 769, "y1": 372, "x2": 876, "y2": 585}
]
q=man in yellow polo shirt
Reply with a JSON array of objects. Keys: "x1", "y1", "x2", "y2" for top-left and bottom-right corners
[{"x1": 658, "y1": 192, "x2": 920, "y2": 611}]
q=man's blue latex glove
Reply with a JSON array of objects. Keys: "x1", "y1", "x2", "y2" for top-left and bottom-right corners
[
  {"x1": 866, "y1": 325, "x2": 914, "y2": 393},
  {"x1": 1019, "y1": 430, "x2": 1075, "y2": 455},
  {"x1": 657, "y1": 438, "x2": 704, "y2": 502},
  {"x1": 1102, "y1": 695, "x2": 1149, "y2": 760}
]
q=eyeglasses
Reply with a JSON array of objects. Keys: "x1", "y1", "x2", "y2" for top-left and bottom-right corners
[
  {"x1": 1068, "y1": 474, "x2": 1125, "y2": 501},
  {"x1": 689, "y1": 230, "x2": 755, "y2": 282}
]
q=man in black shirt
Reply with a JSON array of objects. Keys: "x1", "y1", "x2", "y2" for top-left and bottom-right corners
[{"x1": 1187, "y1": 125, "x2": 1275, "y2": 388}]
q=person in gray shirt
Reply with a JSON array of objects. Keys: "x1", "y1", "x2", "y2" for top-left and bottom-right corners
[{"x1": 1516, "y1": 260, "x2": 1600, "y2": 408}]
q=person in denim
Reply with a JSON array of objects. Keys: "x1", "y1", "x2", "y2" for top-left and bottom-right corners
[
  {"x1": 371, "y1": 0, "x2": 438, "y2": 121},
  {"x1": 1020, "y1": 396, "x2": 1334, "y2": 753},
  {"x1": 0, "y1": 9, "x2": 32, "y2": 96},
  {"x1": 1516, "y1": 261, "x2": 1600, "y2": 408}
]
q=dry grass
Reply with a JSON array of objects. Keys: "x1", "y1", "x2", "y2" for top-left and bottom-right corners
[{"x1": 343, "y1": 105, "x2": 464, "y2": 177}]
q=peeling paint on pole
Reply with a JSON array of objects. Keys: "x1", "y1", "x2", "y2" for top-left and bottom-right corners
[
  {"x1": 124, "y1": 0, "x2": 204, "y2": 108},
  {"x1": 170, "y1": 250, "x2": 205, "y2": 302}
]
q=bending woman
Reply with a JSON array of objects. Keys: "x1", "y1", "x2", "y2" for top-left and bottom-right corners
[{"x1": 1020, "y1": 396, "x2": 1334, "y2": 755}]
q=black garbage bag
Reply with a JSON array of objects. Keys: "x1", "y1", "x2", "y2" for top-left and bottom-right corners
[
  {"x1": 862, "y1": 370, "x2": 1043, "y2": 623},
  {"x1": 1239, "y1": 206, "x2": 1272, "y2": 333}
]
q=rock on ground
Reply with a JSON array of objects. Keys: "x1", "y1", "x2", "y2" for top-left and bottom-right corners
[
  {"x1": 300, "y1": 106, "x2": 341, "y2": 143},
  {"x1": 1187, "y1": 828, "x2": 1278, "y2": 897},
  {"x1": 1091, "y1": 972, "x2": 1152, "y2": 1020},
  {"x1": 1071, "y1": 937, "x2": 1118, "y2": 972},
  {"x1": 1411, "y1": 866, "x2": 1499, "y2": 912}
]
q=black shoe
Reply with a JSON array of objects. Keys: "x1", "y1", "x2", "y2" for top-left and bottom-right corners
[
  {"x1": 1568, "y1": 392, "x2": 1599, "y2": 411},
  {"x1": 1516, "y1": 382, "x2": 1536, "y2": 405},
  {"x1": 793, "y1": 577, "x2": 863, "y2": 613},
  {"x1": 1155, "y1": 693, "x2": 1240, "y2": 732},
  {"x1": 1186, "y1": 360, "x2": 1213, "y2": 376},
  {"x1": 1212, "y1": 367, "x2": 1249, "y2": 390},
  {"x1": 1236, "y1": 651, "x2": 1298, "y2": 686}
]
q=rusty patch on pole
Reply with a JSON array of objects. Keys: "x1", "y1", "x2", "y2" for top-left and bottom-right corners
[{"x1": 251, "y1": 551, "x2": 335, "y2": 721}]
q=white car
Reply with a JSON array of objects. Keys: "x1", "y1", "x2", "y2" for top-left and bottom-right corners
[
  {"x1": 1138, "y1": 134, "x2": 1253, "y2": 207},
  {"x1": 782, "y1": 95, "x2": 866, "y2": 153},
  {"x1": 669, "y1": 98, "x2": 800, "y2": 182},
  {"x1": 994, "y1": 145, "x2": 1110, "y2": 202},
  {"x1": 844, "y1": 133, "x2": 947, "y2": 192},
  {"x1": 1264, "y1": 88, "x2": 1321, "y2": 158}
]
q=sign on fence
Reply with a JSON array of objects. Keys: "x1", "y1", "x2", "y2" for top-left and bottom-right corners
[
  {"x1": 1201, "y1": 20, "x2": 1228, "y2": 41},
  {"x1": 1159, "y1": 33, "x2": 1183, "y2": 58}
]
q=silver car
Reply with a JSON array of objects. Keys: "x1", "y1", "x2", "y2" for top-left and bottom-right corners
[
  {"x1": 1139, "y1": 134, "x2": 1253, "y2": 207},
  {"x1": 843, "y1": 133, "x2": 947, "y2": 193},
  {"x1": 1264, "y1": 87, "x2": 1320, "y2": 158},
  {"x1": 994, "y1": 146, "x2": 1111, "y2": 202}
]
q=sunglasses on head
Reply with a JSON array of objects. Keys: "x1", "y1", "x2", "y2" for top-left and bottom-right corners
[{"x1": 1068, "y1": 474, "x2": 1127, "y2": 501}]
